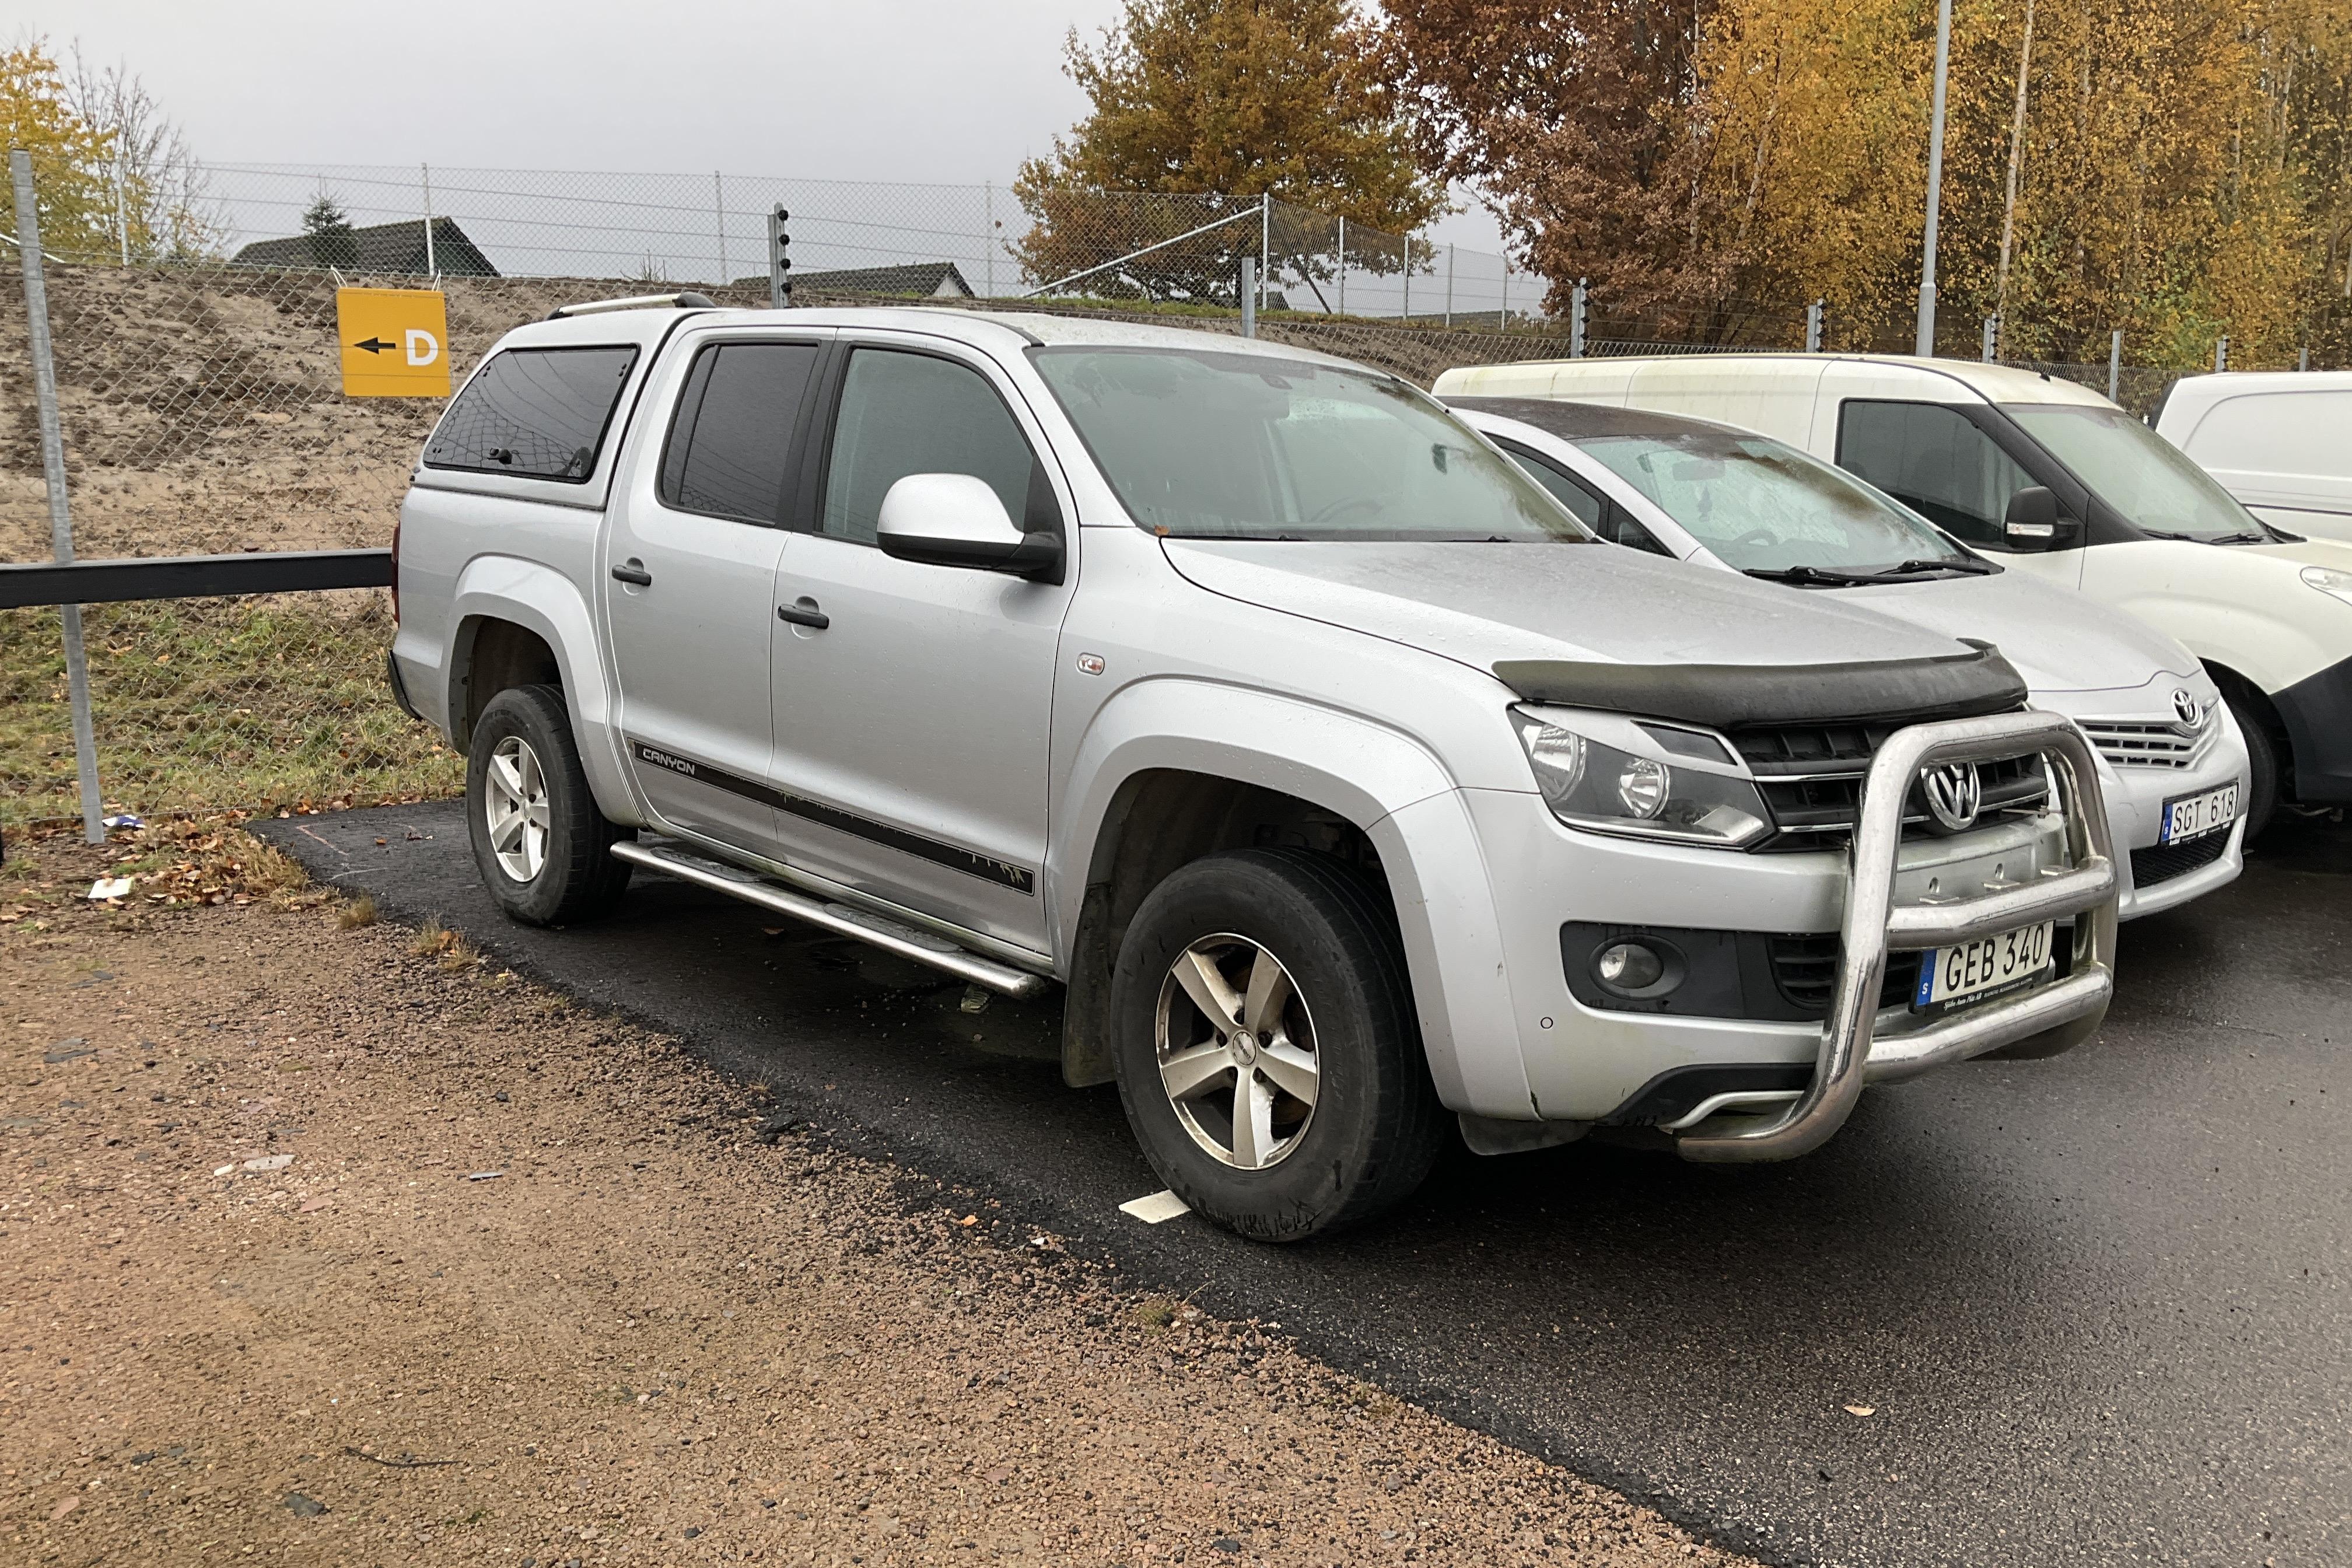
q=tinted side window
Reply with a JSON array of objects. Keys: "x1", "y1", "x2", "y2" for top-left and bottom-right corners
[
  {"x1": 1498, "y1": 439, "x2": 1675, "y2": 556},
  {"x1": 820, "y1": 349, "x2": 1055, "y2": 544},
  {"x1": 425, "y1": 346, "x2": 639, "y2": 482},
  {"x1": 658, "y1": 342, "x2": 820, "y2": 523},
  {"x1": 1498, "y1": 439, "x2": 1605, "y2": 526},
  {"x1": 1836, "y1": 400, "x2": 2034, "y2": 547}
]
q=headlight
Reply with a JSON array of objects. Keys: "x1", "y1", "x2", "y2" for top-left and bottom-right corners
[
  {"x1": 1513, "y1": 712, "x2": 1773, "y2": 849},
  {"x1": 2302, "y1": 565, "x2": 2352, "y2": 607}
]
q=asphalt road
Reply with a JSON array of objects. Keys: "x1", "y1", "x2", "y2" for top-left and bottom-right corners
[{"x1": 262, "y1": 804, "x2": 2352, "y2": 1568}]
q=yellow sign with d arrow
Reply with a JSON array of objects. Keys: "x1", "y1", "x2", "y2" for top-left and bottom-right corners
[{"x1": 335, "y1": 286, "x2": 451, "y2": 397}]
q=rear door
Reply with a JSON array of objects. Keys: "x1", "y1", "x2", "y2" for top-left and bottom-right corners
[
  {"x1": 764, "y1": 336, "x2": 1074, "y2": 951},
  {"x1": 603, "y1": 329, "x2": 828, "y2": 856}
]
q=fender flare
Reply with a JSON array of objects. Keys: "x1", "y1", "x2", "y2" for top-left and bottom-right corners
[
  {"x1": 447, "y1": 554, "x2": 643, "y2": 827},
  {"x1": 1053, "y1": 678, "x2": 1532, "y2": 1114}
]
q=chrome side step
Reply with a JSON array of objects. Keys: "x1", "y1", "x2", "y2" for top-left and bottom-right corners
[{"x1": 608, "y1": 839, "x2": 1053, "y2": 999}]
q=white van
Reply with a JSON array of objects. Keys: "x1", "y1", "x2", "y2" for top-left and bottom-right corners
[
  {"x1": 1433, "y1": 354, "x2": 2352, "y2": 831},
  {"x1": 2154, "y1": 371, "x2": 2352, "y2": 545}
]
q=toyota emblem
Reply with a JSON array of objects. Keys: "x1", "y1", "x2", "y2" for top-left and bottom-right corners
[
  {"x1": 2171, "y1": 688, "x2": 2203, "y2": 727},
  {"x1": 1921, "y1": 762, "x2": 1983, "y2": 833}
]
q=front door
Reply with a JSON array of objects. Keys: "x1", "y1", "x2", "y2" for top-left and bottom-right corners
[
  {"x1": 765, "y1": 339, "x2": 1073, "y2": 951},
  {"x1": 1825, "y1": 387, "x2": 2086, "y2": 589},
  {"x1": 604, "y1": 332, "x2": 826, "y2": 856}
]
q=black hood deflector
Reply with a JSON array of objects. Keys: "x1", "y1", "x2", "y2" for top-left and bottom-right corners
[{"x1": 1494, "y1": 643, "x2": 2028, "y2": 731}]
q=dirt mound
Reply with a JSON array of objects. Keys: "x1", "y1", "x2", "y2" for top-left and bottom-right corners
[{"x1": 0, "y1": 264, "x2": 1564, "y2": 565}]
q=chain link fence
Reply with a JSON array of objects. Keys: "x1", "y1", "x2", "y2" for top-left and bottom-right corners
[{"x1": 4, "y1": 152, "x2": 2220, "y2": 832}]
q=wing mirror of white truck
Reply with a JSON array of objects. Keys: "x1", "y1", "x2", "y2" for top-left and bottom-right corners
[
  {"x1": 2002, "y1": 485, "x2": 2076, "y2": 550},
  {"x1": 877, "y1": 473, "x2": 1063, "y2": 582}
]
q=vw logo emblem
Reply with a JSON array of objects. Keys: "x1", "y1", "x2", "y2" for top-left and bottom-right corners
[
  {"x1": 1921, "y1": 762, "x2": 1984, "y2": 833},
  {"x1": 2171, "y1": 688, "x2": 2203, "y2": 727}
]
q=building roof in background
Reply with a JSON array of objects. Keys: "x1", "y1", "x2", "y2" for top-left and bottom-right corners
[
  {"x1": 785, "y1": 262, "x2": 975, "y2": 299},
  {"x1": 230, "y1": 216, "x2": 499, "y2": 276}
]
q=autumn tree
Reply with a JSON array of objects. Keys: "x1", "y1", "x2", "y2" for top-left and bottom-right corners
[
  {"x1": 1015, "y1": 0, "x2": 1441, "y2": 304},
  {"x1": 0, "y1": 39, "x2": 212, "y2": 263},
  {"x1": 1376, "y1": 0, "x2": 1717, "y2": 315},
  {"x1": 1382, "y1": 0, "x2": 2352, "y2": 363},
  {"x1": 0, "y1": 41, "x2": 116, "y2": 258}
]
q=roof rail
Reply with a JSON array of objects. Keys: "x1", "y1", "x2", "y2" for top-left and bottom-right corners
[{"x1": 545, "y1": 290, "x2": 718, "y2": 320}]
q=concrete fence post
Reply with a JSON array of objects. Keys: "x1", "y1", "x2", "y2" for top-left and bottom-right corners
[
  {"x1": 1806, "y1": 299, "x2": 1824, "y2": 352},
  {"x1": 2108, "y1": 331, "x2": 2123, "y2": 401},
  {"x1": 10, "y1": 149, "x2": 105, "y2": 844},
  {"x1": 1239, "y1": 256, "x2": 1256, "y2": 338},
  {"x1": 1569, "y1": 279, "x2": 1587, "y2": 358},
  {"x1": 2215, "y1": 335, "x2": 2230, "y2": 373}
]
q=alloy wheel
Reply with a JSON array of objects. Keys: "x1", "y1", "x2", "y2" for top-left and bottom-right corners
[
  {"x1": 482, "y1": 734, "x2": 552, "y2": 883},
  {"x1": 1154, "y1": 933, "x2": 1321, "y2": 1170}
]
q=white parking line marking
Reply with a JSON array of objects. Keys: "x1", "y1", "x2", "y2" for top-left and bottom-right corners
[{"x1": 1119, "y1": 1189, "x2": 1191, "y2": 1224}]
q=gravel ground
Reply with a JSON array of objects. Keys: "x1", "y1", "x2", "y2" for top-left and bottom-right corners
[{"x1": 1, "y1": 828, "x2": 1752, "y2": 1568}]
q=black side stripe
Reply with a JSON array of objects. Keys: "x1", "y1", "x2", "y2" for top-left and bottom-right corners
[{"x1": 629, "y1": 738, "x2": 1035, "y2": 895}]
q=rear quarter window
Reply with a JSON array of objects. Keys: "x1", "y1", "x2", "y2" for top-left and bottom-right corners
[{"x1": 424, "y1": 345, "x2": 640, "y2": 482}]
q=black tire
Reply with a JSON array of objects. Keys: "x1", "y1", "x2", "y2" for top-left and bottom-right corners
[
  {"x1": 1108, "y1": 848, "x2": 1445, "y2": 1241},
  {"x1": 466, "y1": 684, "x2": 632, "y2": 926},
  {"x1": 2221, "y1": 685, "x2": 2279, "y2": 841}
]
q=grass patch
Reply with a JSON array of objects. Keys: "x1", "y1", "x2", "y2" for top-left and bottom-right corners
[
  {"x1": 336, "y1": 892, "x2": 379, "y2": 930},
  {"x1": 1129, "y1": 1296, "x2": 1182, "y2": 1332},
  {"x1": 1, "y1": 593, "x2": 462, "y2": 828}
]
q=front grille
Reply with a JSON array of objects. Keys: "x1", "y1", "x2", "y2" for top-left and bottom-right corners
[
  {"x1": 1768, "y1": 933, "x2": 1918, "y2": 1016},
  {"x1": 1730, "y1": 719, "x2": 2050, "y2": 852},
  {"x1": 2080, "y1": 719, "x2": 2207, "y2": 770},
  {"x1": 2130, "y1": 830, "x2": 2231, "y2": 888}
]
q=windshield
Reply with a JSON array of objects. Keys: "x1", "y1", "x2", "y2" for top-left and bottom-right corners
[
  {"x1": 1572, "y1": 428, "x2": 1971, "y2": 573},
  {"x1": 1030, "y1": 347, "x2": 1591, "y2": 542},
  {"x1": 2005, "y1": 402, "x2": 2263, "y2": 542}
]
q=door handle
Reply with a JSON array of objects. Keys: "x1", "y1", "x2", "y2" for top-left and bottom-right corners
[
  {"x1": 610, "y1": 559, "x2": 653, "y2": 587},
  {"x1": 776, "y1": 597, "x2": 830, "y2": 631}
]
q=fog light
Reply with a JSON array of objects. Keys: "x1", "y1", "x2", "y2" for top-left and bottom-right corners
[{"x1": 1595, "y1": 940, "x2": 1667, "y2": 994}]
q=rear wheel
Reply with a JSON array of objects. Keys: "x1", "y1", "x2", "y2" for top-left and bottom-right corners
[
  {"x1": 1109, "y1": 848, "x2": 1444, "y2": 1241},
  {"x1": 467, "y1": 684, "x2": 632, "y2": 926}
]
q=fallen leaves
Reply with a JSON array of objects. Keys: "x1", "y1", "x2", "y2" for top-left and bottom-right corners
[{"x1": 1843, "y1": 1404, "x2": 1876, "y2": 1418}]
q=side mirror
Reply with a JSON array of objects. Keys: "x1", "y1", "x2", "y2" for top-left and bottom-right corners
[
  {"x1": 2003, "y1": 486, "x2": 2069, "y2": 549},
  {"x1": 877, "y1": 473, "x2": 1062, "y2": 582}
]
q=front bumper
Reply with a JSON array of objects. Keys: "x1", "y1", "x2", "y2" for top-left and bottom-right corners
[
  {"x1": 1675, "y1": 710, "x2": 2117, "y2": 1162},
  {"x1": 1454, "y1": 712, "x2": 2118, "y2": 1159}
]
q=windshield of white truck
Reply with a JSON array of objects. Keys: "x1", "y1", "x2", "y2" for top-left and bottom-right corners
[
  {"x1": 1031, "y1": 347, "x2": 1592, "y2": 542},
  {"x1": 2006, "y1": 403, "x2": 2268, "y2": 543},
  {"x1": 1572, "y1": 428, "x2": 1983, "y2": 579}
]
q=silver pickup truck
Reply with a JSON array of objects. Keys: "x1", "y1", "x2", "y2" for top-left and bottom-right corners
[{"x1": 388, "y1": 299, "x2": 2120, "y2": 1240}]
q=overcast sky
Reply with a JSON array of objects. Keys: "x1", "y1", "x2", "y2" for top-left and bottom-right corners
[{"x1": 30, "y1": 0, "x2": 1510, "y2": 254}]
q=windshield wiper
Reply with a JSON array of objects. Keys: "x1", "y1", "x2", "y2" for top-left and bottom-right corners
[
  {"x1": 1742, "y1": 558, "x2": 1990, "y2": 587},
  {"x1": 1880, "y1": 556, "x2": 1995, "y2": 576},
  {"x1": 1743, "y1": 564, "x2": 1873, "y2": 587},
  {"x1": 2200, "y1": 530, "x2": 2272, "y2": 545}
]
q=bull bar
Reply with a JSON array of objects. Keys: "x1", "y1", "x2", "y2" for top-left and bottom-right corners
[{"x1": 1677, "y1": 709, "x2": 2119, "y2": 1163}]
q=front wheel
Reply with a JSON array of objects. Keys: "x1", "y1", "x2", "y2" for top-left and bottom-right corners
[
  {"x1": 1109, "y1": 848, "x2": 1444, "y2": 1241},
  {"x1": 2221, "y1": 686, "x2": 2278, "y2": 841},
  {"x1": 466, "y1": 684, "x2": 632, "y2": 926}
]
